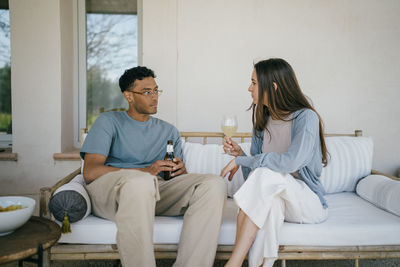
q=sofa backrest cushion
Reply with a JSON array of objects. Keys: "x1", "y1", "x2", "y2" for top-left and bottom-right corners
[
  {"x1": 182, "y1": 141, "x2": 251, "y2": 197},
  {"x1": 320, "y1": 136, "x2": 373, "y2": 194},
  {"x1": 182, "y1": 136, "x2": 373, "y2": 195}
]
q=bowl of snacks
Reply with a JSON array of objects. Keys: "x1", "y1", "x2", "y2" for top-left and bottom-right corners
[{"x1": 0, "y1": 196, "x2": 36, "y2": 236}]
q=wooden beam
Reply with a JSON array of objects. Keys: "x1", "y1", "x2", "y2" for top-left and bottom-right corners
[
  {"x1": 53, "y1": 150, "x2": 81, "y2": 161},
  {"x1": 49, "y1": 167, "x2": 82, "y2": 196},
  {"x1": 0, "y1": 151, "x2": 17, "y2": 161},
  {"x1": 371, "y1": 170, "x2": 400, "y2": 181}
]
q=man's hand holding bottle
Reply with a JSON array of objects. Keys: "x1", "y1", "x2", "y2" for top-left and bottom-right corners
[{"x1": 143, "y1": 158, "x2": 187, "y2": 178}]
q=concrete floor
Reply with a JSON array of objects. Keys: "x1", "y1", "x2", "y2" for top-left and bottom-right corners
[{"x1": 2, "y1": 259, "x2": 400, "y2": 267}]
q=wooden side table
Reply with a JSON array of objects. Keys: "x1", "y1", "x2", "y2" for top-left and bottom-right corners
[{"x1": 0, "y1": 216, "x2": 61, "y2": 266}]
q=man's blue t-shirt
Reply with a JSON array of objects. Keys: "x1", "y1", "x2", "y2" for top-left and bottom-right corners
[{"x1": 80, "y1": 111, "x2": 183, "y2": 170}]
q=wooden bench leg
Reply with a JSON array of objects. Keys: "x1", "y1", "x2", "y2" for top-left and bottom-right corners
[
  {"x1": 355, "y1": 258, "x2": 359, "y2": 267},
  {"x1": 43, "y1": 250, "x2": 50, "y2": 267},
  {"x1": 281, "y1": 259, "x2": 286, "y2": 267}
]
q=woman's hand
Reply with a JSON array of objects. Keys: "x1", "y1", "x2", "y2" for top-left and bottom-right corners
[
  {"x1": 223, "y1": 136, "x2": 244, "y2": 156},
  {"x1": 220, "y1": 158, "x2": 239, "y2": 181}
]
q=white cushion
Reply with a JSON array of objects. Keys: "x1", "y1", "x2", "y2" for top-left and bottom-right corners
[
  {"x1": 182, "y1": 136, "x2": 374, "y2": 195},
  {"x1": 58, "y1": 193, "x2": 400, "y2": 246},
  {"x1": 356, "y1": 175, "x2": 400, "y2": 217},
  {"x1": 279, "y1": 192, "x2": 400, "y2": 246},
  {"x1": 182, "y1": 141, "x2": 250, "y2": 197},
  {"x1": 320, "y1": 136, "x2": 373, "y2": 193},
  {"x1": 54, "y1": 175, "x2": 91, "y2": 219},
  {"x1": 58, "y1": 198, "x2": 238, "y2": 245}
]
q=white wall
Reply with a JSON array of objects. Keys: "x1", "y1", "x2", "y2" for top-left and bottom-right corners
[
  {"x1": 0, "y1": 0, "x2": 79, "y2": 213},
  {"x1": 0, "y1": 0, "x2": 399, "y2": 208},
  {"x1": 145, "y1": 0, "x2": 400, "y2": 175},
  {"x1": 142, "y1": 0, "x2": 178, "y2": 124}
]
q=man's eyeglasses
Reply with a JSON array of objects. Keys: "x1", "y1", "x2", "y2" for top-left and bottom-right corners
[{"x1": 128, "y1": 89, "x2": 163, "y2": 97}]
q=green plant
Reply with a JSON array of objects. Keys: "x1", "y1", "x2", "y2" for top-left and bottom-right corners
[{"x1": 0, "y1": 113, "x2": 11, "y2": 133}]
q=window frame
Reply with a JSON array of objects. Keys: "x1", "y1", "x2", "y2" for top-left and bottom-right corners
[
  {"x1": 75, "y1": 0, "x2": 87, "y2": 148},
  {"x1": 74, "y1": 0, "x2": 142, "y2": 148},
  {"x1": 0, "y1": 4, "x2": 12, "y2": 148},
  {"x1": 0, "y1": 134, "x2": 11, "y2": 149}
]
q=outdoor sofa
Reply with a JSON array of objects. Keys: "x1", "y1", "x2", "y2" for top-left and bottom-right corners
[{"x1": 40, "y1": 130, "x2": 400, "y2": 267}]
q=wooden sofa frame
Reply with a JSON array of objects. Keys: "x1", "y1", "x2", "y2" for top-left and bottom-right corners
[{"x1": 40, "y1": 130, "x2": 400, "y2": 267}]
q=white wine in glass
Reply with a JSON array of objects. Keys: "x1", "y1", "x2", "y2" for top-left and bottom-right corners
[
  {"x1": 221, "y1": 125, "x2": 238, "y2": 138},
  {"x1": 221, "y1": 115, "x2": 238, "y2": 138}
]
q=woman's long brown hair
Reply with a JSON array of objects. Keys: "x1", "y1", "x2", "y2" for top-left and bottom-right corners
[{"x1": 251, "y1": 58, "x2": 328, "y2": 166}]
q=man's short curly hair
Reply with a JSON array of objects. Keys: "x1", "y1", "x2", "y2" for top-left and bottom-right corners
[{"x1": 119, "y1": 66, "x2": 156, "y2": 92}]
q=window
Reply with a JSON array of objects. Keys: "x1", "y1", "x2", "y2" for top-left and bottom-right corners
[
  {"x1": 77, "y1": 0, "x2": 138, "y2": 144},
  {"x1": 0, "y1": 0, "x2": 11, "y2": 149}
]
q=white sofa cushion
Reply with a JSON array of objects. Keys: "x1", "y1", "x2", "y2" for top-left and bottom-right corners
[
  {"x1": 58, "y1": 193, "x2": 400, "y2": 246},
  {"x1": 280, "y1": 192, "x2": 400, "y2": 246},
  {"x1": 182, "y1": 136, "x2": 373, "y2": 195},
  {"x1": 320, "y1": 136, "x2": 373, "y2": 194},
  {"x1": 182, "y1": 141, "x2": 251, "y2": 197},
  {"x1": 356, "y1": 175, "x2": 400, "y2": 217},
  {"x1": 57, "y1": 198, "x2": 238, "y2": 245}
]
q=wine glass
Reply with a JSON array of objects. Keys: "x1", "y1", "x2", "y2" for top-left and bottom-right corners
[{"x1": 221, "y1": 115, "x2": 238, "y2": 154}]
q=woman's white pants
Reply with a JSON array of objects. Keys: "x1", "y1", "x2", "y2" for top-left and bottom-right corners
[{"x1": 233, "y1": 168, "x2": 328, "y2": 267}]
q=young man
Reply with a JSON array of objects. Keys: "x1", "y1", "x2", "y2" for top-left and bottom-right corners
[{"x1": 81, "y1": 66, "x2": 227, "y2": 267}]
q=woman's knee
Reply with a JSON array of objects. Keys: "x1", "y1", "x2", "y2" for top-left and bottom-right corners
[{"x1": 249, "y1": 168, "x2": 286, "y2": 183}]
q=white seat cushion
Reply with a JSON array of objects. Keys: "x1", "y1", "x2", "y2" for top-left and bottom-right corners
[
  {"x1": 58, "y1": 215, "x2": 117, "y2": 244},
  {"x1": 280, "y1": 192, "x2": 400, "y2": 246},
  {"x1": 58, "y1": 198, "x2": 238, "y2": 245},
  {"x1": 59, "y1": 193, "x2": 400, "y2": 246}
]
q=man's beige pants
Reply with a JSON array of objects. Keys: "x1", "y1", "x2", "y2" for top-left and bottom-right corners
[{"x1": 85, "y1": 169, "x2": 227, "y2": 267}]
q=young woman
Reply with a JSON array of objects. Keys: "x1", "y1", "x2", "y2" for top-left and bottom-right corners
[{"x1": 220, "y1": 58, "x2": 329, "y2": 267}]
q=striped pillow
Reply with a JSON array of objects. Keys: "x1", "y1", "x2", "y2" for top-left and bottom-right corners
[
  {"x1": 320, "y1": 136, "x2": 373, "y2": 194},
  {"x1": 182, "y1": 141, "x2": 251, "y2": 197}
]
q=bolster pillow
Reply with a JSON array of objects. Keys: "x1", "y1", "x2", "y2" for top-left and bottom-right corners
[
  {"x1": 49, "y1": 174, "x2": 91, "y2": 223},
  {"x1": 356, "y1": 174, "x2": 400, "y2": 217}
]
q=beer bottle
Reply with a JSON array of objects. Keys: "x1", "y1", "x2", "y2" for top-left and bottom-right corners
[{"x1": 163, "y1": 140, "x2": 175, "y2": 180}]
